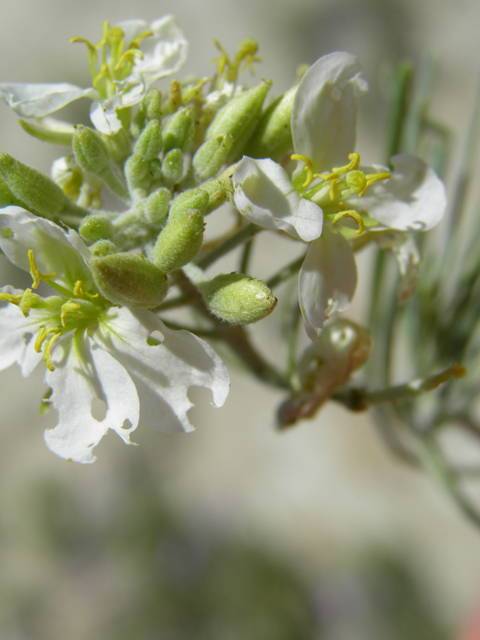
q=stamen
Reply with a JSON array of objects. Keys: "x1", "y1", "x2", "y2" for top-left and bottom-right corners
[
  {"x1": 28, "y1": 250, "x2": 56, "y2": 289},
  {"x1": 212, "y1": 39, "x2": 230, "y2": 74},
  {"x1": 291, "y1": 154, "x2": 314, "y2": 188},
  {"x1": 331, "y1": 152, "x2": 360, "y2": 175},
  {"x1": 115, "y1": 48, "x2": 143, "y2": 71},
  {"x1": 360, "y1": 171, "x2": 391, "y2": 197},
  {"x1": 93, "y1": 62, "x2": 112, "y2": 89},
  {"x1": 130, "y1": 30, "x2": 153, "y2": 49},
  {"x1": 96, "y1": 22, "x2": 110, "y2": 49},
  {"x1": 0, "y1": 291, "x2": 23, "y2": 305},
  {"x1": 74, "y1": 280, "x2": 100, "y2": 298},
  {"x1": 43, "y1": 330, "x2": 62, "y2": 372},
  {"x1": 61, "y1": 301, "x2": 82, "y2": 328},
  {"x1": 19, "y1": 289, "x2": 40, "y2": 317},
  {"x1": 34, "y1": 326, "x2": 48, "y2": 353},
  {"x1": 332, "y1": 210, "x2": 365, "y2": 234}
]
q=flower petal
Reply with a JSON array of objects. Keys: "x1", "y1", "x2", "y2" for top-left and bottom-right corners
[
  {"x1": 0, "y1": 207, "x2": 93, "y2": 291},
  {"x1": 93, "y1": 307, "x2": 230, "y2": 433},
  {"x1": 44, "y1": 332, "x2": 139, "y2": 464},
  {"x1": 292, "y1": 52, "x2": 367, "y2": 174},
  {"x1": 0, "y1": 82, "x2": 97, "y2": 118},
  {"x1": 299, "y1": 226, "x2": 357, "y2": 340},
  {"x1": 0, "y1": 289, "x2": 44, "y2": 376},
  {"x1": 233, "y1": 156, "x2": 323, "y2": 241},
  {"x1": 349, "y1": 154, "x2": 447, "y2": 231},
  {"x1": 90, "y1": 99, "x2": 123, "y2": 134},
  {"x1": 130, "y1": 15, "x2": 188, "y2": 86}
]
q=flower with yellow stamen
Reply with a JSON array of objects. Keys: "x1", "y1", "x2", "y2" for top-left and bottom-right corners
[{"x1": 233, "y1": 52, "x2": 446, "y2": 340}]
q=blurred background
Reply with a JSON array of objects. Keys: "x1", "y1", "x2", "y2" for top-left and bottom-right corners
[{"x1": 1, "y1": 0, "x2": 480, "y2": 638}]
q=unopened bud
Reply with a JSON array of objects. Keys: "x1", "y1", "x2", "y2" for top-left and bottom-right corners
[
  {"x1": 134, "y1": 120, "x2": 163, "y2": 159},
  {"x1": 91, "y1": 253, "x2": 168, "y2": 308},
  {"x1": 200, "y1": 178, "x2": 233, "y2": 214},
  {"x1": 104, "y1": 128, "x2": 133, "y2": 165},
  {"x1": 79, "y1": 214, "x2": 113, "y2": 242},
  {"x1": 162, "y1": 148, "x2": 184, "y2": 186},
  {"x1": 89, "y1": 239, "x2": 117, "y2": 257},
  {"x1": 73, "y1": 125, "x2": 130, "y2": 201},
  {"x1": 245, "y1": 87, "x2": 295, "y2": 160},
  {"x1": 145, "y1": 188, "x2": 171, "y2": 227},
  {"x1": 73, "y1": 125, "x2": 110, "y2": 175},
  {"x1": 200, "y1": 273, "x2": 276, "y2": 324},
  {"x1": 125, "y1": 153, "x2": 150, "y2": 193},
  {"x1": 206, "y1": 80, "x2": 271, "y2": 160},
  {"x1": 193, "y1": 133, "x2": 233, "y2": 181},
  {"x1": 131, "y1": 88, "x2": 163, "y2": 138},
  {"x1": 0, "y1": 152, "x2": 73, "y2": 218},
  {"x1": 162, "y1": 107, "x2": 195, "y2": 153},
  {"x1": 154, "y1": 208, "x2": 204, "y2": 273},
  {"x1": 169, "y1": 187, "x2": 209, "y2": 220}
]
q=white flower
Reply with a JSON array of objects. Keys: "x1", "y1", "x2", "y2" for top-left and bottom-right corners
[
  {"x1": 233, "y1": 52, "x2": 446, "y2": 340},
  {"x1": 0, "y1": 16, "x2": 188, "y2": 134},
  {"x1": 0, "y1": 207, "x2": 229, "y2": 463}
]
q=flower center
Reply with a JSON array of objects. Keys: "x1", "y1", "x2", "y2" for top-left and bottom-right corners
[
  {"x1": 292, "y1": 152, "x2": 391, "y2": 233},
  {"x1": 0, "y1": 250, "x2": 108, "y2": 371},
  {"x1": 71, "y1": 22, "x2": 153, "y2": 99}
]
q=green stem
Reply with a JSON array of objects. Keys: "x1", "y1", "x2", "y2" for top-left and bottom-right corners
[
  {"x1": 266, "y1": 254, "x2": 304, "y2": 289},
  {"x1": 197, "y1": 223, "x2": 261, "y2": 270}
]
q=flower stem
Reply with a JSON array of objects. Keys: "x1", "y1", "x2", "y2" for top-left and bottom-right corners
[{"x1": 197, "y1": 223, "x2": 261, "y2": 270}]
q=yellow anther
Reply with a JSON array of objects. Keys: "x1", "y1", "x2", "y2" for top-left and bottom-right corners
[
  {"x1": 129, "y1": 30, "x2": 153, "y2": 49},
  {"x1": 34, "y1": 326, "x2": 48, "y2": 353},
  {"x1": 28, "y1": 250, "x2": 56, "y2": 289},
  {"x1": 43, "y1": 330, "x2": 62, "y2": 372},
  {"x1": 332, "y1": 152, "x2": 361, "y2": 175},
  {"x1": 93, "y1": 63, "x2": 112, "y2": 89},
  {"x1": 70, "y1": 37, "x2": 97, "y2": 58},
  {"x1": 332, "y1": 210, "x2": 365, "y2": 234},
  {"x1": 115, "y1": 48, "x2": 143, "y2": 71},
  {"x1": 360, "y1": 171, "x2": 391, "y2": 196},
  {"x1": 61, "y1": 300, "x2": 82, "y2": 328},
  {"x1": 96, "y1": 22, "x2": 110, "y2": 49},
  {"x1": 291, "y1": 154, "x2": 314, "y2": 188},
  {"x1": 73, "y1": 280, "x2": 98, "y2": 298},
  {"x1": 0, "y1": 291, "x2": 23, "y2": 305},
  {"x1": 212, "y1": 39, "x2": 230, "y2": 74},
  {"x1": 19, "y1": 289, "x2": 40, "y2": 317}
]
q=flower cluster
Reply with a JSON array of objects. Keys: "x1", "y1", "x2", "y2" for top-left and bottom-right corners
[{"x1": 0, "y1": 16, "x2": 446, "y2": 462}]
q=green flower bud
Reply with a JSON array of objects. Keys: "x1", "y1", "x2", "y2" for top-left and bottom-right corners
[
  {"x1": 125, "y1": 153, "x2": 150, "y2": 194},
  {"x1": 162, "y1": 148, "x2": 184, "y2": 186},
  {"x1": 244, "y1": 87, "x2": 296, "y2": 160},
  {"x1": 73, "y1": 125, "x2": 110, "y2": 175},
  {"x1": 200, "y1": 273, "x2": 276, "y2": 324},
  {"x1": 103, "y1": 128, "x2": 132, "y2": 165},
  {"x1": 193, "y1": 133, "x2": 233, "y2": 181},
  {"x1": 145, "y1": 188, "x2": 171, "y2": 227},
  {"x1": 91, "y1": 252, "x2": 168, "y2": 308},
  {"x1": 134, "y1": 120, "x2": 163, "y2": 159},
  {"x1": 154, "y1": 208, "x2": 204, "y2": 273},
  {"x1": 0, "y1": 174, "x2": 24, "y2": 208},
  {"x1": 89, "y1": 239, "x2": 117, "y2": 257},
  {"x1": 206, "y1": 80, "x2": 272, "y2": 161},
  {"x1": 73, "y1": 125, "x2": 130, "y2": 201},
  {"x1": 169, "y1": 187, "x2": 209, "y2": 220},
  {"x1": 201, "y1": 178, "x2": 234, "y2": 214},
  {"x1": 131, "y1": 89, "x2": 163, "y2": 138},
  {"x1": 0, "y1": 152, "x2": 76, "y2": 218},
  {"x1": 145, "y1": 88, "x2": 163, "y2": 121},
  {"x1": 162, "y1": 107, "x2": 195, "y2": 153},
  {"x1": 79, "y1": 214, "x2": 113, "y2": 242}
]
